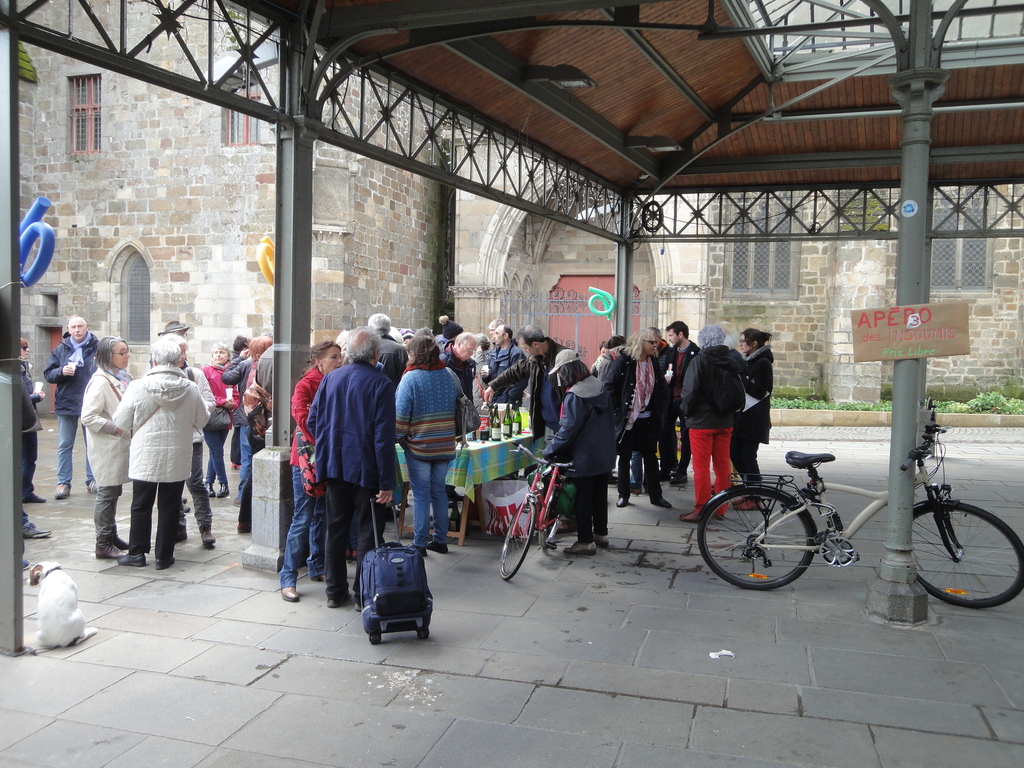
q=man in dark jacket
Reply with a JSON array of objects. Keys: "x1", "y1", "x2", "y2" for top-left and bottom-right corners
[
  {"x1": 440, "y1": 332, "x2": 479, "y2": 398},
  {"x1": 308, "y1": 327, "x2": 396, "y2": 609},
  {"x1": 483, "y1": 324, "x2": 526, "y2": 404},
  {"x1": 43, "y1": 315, "x2": 98, "y2": 499},
  {"x1": 658, "y1": 321, "x2": 700, "y2": 486},
  {"x1": 368, "y1": 313, "x2": 408, "y2": 387},
  {"x1": 678, "y1": 324, "x2": 744, "y2": 522},
  {"x1": 483, "y1": 325, "x2": 566, "y2": 438}
]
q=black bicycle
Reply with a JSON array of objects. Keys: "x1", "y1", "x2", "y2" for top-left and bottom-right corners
[{"x1": 695, "y1": 408, "x2": 1024, "y2": 608}]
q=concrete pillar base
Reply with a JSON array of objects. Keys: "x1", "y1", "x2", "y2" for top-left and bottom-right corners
[
  {"x1": 865, "y1": 575, "x2": 929, "y2": 626},
  {"x1": 242, "y1": 447, "x2": 293, "y2": 572}
]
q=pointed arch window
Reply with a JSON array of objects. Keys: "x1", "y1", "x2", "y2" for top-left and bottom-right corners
[{"x1": 122, "y1": 252, "x2": 151, "y2": 343}]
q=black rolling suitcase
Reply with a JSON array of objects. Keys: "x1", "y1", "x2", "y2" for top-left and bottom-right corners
[{"x1": 359, "y1": 505, "x2": 432, "y2": 645}]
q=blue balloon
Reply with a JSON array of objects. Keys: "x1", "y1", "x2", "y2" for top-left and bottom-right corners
[{"x1": 20, "y1": 197, "x2": 55, "y2": 287}]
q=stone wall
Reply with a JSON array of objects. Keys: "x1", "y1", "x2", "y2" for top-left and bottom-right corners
[{"x1": 18, "y1": 44, "x2": 445, "y2": 375}]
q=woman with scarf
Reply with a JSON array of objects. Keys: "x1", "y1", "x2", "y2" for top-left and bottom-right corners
[
  {"x1": 81, "y1": 337, "x2": 133, "y2": 558},
  {"x1": 280, "y1": 341, "x2": 343, "y2": 602},
  {"x1": 731, "y1": 328, "x2": 774, "y2": 486},
  {"x1": 202, "y1": 343, "x2": 236, "y2": 499},
  {"x1": 601, "y1": 330, "x2": 670, "y2": 510},
  {"x1": 395, "y1": 334, "x2": 460, "y2": 556}
]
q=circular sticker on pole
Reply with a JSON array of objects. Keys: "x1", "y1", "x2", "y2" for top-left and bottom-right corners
[{"x1": 901, "y1": 200, "x2": 919, "y2": 218}]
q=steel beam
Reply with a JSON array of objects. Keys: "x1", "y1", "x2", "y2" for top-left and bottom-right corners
[{"x1": 446, "y1": 37, "x2": 663, "y2": 180}]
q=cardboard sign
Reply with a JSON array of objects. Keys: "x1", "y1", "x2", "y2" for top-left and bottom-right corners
[{"x1": 851, "y1": 302, "x2": 971, "y2": 362}]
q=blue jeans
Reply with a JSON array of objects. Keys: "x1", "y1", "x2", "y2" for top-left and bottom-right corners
[
  {"x1": 203, "y1": 428, "x2": 229, "y2": 486},
  {"x1": 237, "y1": 424, "x2": 252, "y2": 501},
  {"x1": 280, "y1": 466, "x2": 326, "y2": 588},
  {"x1": 56, "y1": 414, "x2": 94, "y2": 487},
  {"x1": 406, "y1": 455, "x2": 450, "y2": 548}
]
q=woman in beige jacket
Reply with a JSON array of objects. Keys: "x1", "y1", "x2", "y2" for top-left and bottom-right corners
[{"x1": 81, "y1": 337, "x2": 133, "y2": 558}]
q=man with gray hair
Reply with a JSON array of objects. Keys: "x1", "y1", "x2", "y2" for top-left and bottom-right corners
[
  {"x1": 367, "y1": 312, "x2": 408, "y2": 386},
  {"x1": 484, "y1": 325, "x2": 566, "y2": 437},
  {"x1": 308, "y1": 327, "x2": 396, "y2": 609}
]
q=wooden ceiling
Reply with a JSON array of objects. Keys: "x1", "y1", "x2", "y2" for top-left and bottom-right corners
[{"x1": 254, "y1": 0, "x2": 1024, "y2": 193}]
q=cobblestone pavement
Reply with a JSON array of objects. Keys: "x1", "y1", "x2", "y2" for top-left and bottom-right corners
[{"x1": 3, "y1": 421, "x2": 1024, "y2": 768}]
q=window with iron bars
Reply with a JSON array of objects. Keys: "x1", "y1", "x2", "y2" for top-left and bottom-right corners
[
  {"x1": 70, "y1": 75, "x2": 102, "y2": 154},
  {"x1": 224, "y1": 93, "x2": 261, "y2": 146},
  {"x1": 931, "y1": 238, "x2": 989, "y2": 291},
  {"x1": 122, "y1": 252, "x2": 151, "y2": 343},
  {"x1": 728, "y1": 237, "x2": 796, "y2": 297}
]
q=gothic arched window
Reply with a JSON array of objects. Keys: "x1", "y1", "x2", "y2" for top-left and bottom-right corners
[{"x1": 122, "y1": 252, "x2": 151, "y2": 343}]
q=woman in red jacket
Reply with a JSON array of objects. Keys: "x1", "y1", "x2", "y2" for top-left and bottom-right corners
[{"x1": 280, "y1": 341, "x2": 342, "y2": 602}]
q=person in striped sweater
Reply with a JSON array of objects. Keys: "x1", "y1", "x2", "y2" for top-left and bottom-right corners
[{"x1": 396, "y1": 335, "x2": 461, "y2": 555}]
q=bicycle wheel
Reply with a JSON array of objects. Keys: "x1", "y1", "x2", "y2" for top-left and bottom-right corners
[
  {"x1": 697, "y1": 486, "x2": 817, "y2": 590},
  {"x1": 912, "y1": 501, "x2": 1024, "y2": 608},
  {"x1": 500, "y1": 499, "x2": 536, "y2": 581}
]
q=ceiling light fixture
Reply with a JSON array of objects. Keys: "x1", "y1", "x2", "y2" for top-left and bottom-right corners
[
  {"x1": 625, "y1": 135, "x2": 681, "y2": 152},
  {"x1": 523, "y1": 64, "x2": 597, "y2": 89}
]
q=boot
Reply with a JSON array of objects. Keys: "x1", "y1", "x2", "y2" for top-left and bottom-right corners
[
  {"x1": 111, "y1": 525, "x2": 129, "y2": 551},
  {"x1": 95, "y1": 535, "x2": 123, "y2": 560},
  {"x1": 205, "y1": 482, "x2": 215, "y2": 497},
  {"x1": 177, "y1": 522, "x2": 188, "y2": 542},
  {"x1": 216, "y1": 483, "x2": 230, "y2": 498},
  {"x1": 200, "y1": 525, "x2": 216, "y2": 549}
]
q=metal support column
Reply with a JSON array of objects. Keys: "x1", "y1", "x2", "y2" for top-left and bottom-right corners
[
  {"x1": 244, "y1": 21, "x2": 318, "y2": 571},
  {"x1": 1, "y1": 0, "x2": 25, "y2": 654},
  {"x1": 866, "y1": 0, "x2": 948, "y2": 625},
  {"x1": 613, "y1": 200, "x2": 634, "y2": 337}
]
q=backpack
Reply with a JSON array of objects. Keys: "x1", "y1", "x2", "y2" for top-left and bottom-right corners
[{"x1": 701, "y1": 357, "x2": 746, "y2": 414}]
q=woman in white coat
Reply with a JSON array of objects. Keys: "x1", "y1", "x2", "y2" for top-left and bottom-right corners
[
  {"x1": 113, "y1": 336, "x2": 210, "y2": 570},
  {"x1": 81, "y1": 337, "x2": 133, "y2": 559}
]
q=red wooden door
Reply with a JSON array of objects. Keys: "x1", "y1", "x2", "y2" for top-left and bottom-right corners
[{"x1": 548, "y1": 275, "x2": 641, "y2": 368}]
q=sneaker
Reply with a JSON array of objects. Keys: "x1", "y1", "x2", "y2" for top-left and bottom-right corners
[
  {"x1": 564, "y1": 541, "x2": 597, "y2": 556},
  {"x1": 23, "y1": 493, "x2": 47, "y2": 504},
  {"x1": 22, "y1": 522, "x2": 52, "y2": 539},
  {"x1": 86, "y1": 481, "x2": 98, "y2": 494},
  {"x1": 426, "y1": 541, "x2": 449, "y2": 554},
  {"x1": 54, "y1": 483, "x2": 70, "y2": 500},
  {"x1": 593, "y1": 534, "x2": 609, "y2": 549}
]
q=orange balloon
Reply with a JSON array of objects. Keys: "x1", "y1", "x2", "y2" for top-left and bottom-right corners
[{"x1": 256, "y1": 236, "x2": 275, "y2": 286}]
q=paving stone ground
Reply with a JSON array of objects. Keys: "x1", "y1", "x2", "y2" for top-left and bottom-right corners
[{"x1": 4, "y1": 421, "x2": 1024, "y2": 767}]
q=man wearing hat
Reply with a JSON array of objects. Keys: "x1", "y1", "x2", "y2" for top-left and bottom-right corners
[
  {"x1": 483, "y1": 325, "x2": 567, "y2": 440},
  {"x1": 158, "y1": 320, "x2": 191, "y2": 337}
]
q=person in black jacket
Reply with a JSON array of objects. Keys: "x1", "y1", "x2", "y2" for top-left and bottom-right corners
[
  {"x1": 43, "y1": 316, "x2": 99, "y2": 499},
  {"x1": 658, "y1": 321, "x2": 700, "y2": 486},
  {"x1": 543, "y1": 350, "x2": 616, "y2": 555},
  {"x1": 368, "y1": 313, "x2": 408, "y2": 387},
  {"x1": 678, "y1": 324, "x2": 745, "y2": 522},
  {"x1": 731, "y1": 328, "x2": 774, "y2": 486},
  {"x1": 601, "y1": 330, "x2": 670, "y2": 509}
]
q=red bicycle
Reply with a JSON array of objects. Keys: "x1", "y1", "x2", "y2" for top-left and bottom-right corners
[{"x1": 499, "y1": 443, "x2": 572, "y2": 581}]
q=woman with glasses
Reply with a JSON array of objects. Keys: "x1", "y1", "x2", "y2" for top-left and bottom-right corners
[
  {"x1": 81, "y1": 337, "x2": 133, "y2": 558},
  {"x1": 600, "y1": 330, "x2": 671, "y2": 510}
]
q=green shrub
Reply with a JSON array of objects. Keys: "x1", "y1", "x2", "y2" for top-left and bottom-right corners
[{"x1": 771, "y1": 395, "x2": 1024, "y2": 414}]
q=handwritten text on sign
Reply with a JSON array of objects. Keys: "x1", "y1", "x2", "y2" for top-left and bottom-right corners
[{"x1": 851, "y1": 302, "x2": 971, "y2": 362}]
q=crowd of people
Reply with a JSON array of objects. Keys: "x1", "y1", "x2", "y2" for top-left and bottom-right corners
[{"x1": 20, "y1": 312, "x2": 774, "y2": 609}]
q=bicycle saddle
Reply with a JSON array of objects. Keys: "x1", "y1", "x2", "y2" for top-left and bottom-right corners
[{"x1": 785, "y1": 451, "x2": 836, "y2": 469}]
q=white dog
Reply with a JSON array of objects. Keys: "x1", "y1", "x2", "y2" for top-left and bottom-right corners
[{"x1": 27, "y1": 562, "x2": 97, "y2": 649}]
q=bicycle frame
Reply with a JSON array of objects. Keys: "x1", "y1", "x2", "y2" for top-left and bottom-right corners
[
  {"x1": 751, "y1": 463, "x2": 932, "y2": 553},
  {"x1": 515, "y1": 444, "x2": 569, "y2": 543}
]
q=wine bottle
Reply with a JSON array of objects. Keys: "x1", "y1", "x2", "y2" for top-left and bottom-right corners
[
  {"x1": 513, "y1": 406, "x2": 523, "y2": 435},
  {"x1": 502, "y1": 403, "x2": 513, "y2": 439},
  {"x1": 490, "y1": 404, "x2": 502, "y2": 441}
]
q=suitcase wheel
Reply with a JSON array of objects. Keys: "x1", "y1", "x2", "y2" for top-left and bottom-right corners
[
  {"x1": 416, "y1": 627, "x2": 430, "y2": 640},
  {"x1": 369, "y1": 632, "x2": 382, "y2": 645}
]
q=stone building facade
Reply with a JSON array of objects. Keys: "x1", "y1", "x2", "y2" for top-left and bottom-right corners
[
  {"x1": 453, "y1": 199, "x2": 1023, "y2": 402},
  {"x1": 18, "y1": 40, "x2": 447, "y2": 381}
]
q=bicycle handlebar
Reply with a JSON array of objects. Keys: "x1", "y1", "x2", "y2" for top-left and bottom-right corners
[
  {"x1": 514, "y1": 442, "x2": 573, "y2": 470},
  {"x1": 899, "y1": 413, "x2": 947, "y2": 472}
]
